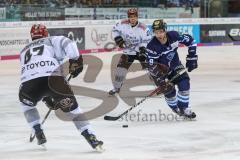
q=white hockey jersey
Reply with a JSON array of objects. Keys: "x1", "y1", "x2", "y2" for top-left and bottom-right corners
[
  {"x1": 112, "y1": 19, "x2": 152, "y2": 55},
  {"x1": 20, "y1": 36, "x2": 80, "y2": 83}
]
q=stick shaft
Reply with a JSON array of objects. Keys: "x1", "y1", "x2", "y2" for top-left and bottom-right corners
[{"x1": 104, "y1": 69, "x2": 186, "y2": 121}]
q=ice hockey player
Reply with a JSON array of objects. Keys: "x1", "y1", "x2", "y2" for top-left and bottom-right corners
[
  {"x1": 108, "y1": 8, "x2": 152, "y2": 95},
  {"x1": 146, "y1": 19, "x2": 198, "y2": 119},
  {"x1": 19, "y1": 24, "x2": 103, "y2": 150}
]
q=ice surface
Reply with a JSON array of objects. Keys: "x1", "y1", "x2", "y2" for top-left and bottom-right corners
[{"x1": 0, "y1": 46, "x2": 240, "y2": 160}]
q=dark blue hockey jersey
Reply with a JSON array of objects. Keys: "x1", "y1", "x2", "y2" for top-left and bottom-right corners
[{"x1": 146, "y1": 31, "x2": 197, "y2": 75}]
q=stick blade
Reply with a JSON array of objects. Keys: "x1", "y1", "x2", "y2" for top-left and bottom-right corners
[{"x1": 104, "y1": 115, "x2": 120, "y2": 121}]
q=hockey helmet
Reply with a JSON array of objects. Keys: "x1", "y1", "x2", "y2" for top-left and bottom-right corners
[
  {"x1": 127, "y1": 8, "x2": 138, "y2": 17},
  {"x1": 30, "y1": 24, "x2": 49, "y2": 40},
  {"x1": 152, "y1": 19, "x2": 167, "y2": 31}
]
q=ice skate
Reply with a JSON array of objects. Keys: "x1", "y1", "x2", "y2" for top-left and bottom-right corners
[
  {"x1": 108, "y1": 88, "x2": 120, "y2": 96},
  {"x1": 181, "y1": 108, "x2": 196, "y2": 120},
  {"x1": 33, "y1": 124, "x2": 47, "y2": 146},
  {"x1": 81, "y1": 129, "x2": 104, "y2": 152},
  {"x1": 172, "y1": 107, "x2": 181, "y2": 116}
]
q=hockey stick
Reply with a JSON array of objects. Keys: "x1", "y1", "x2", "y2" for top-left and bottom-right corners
[
  {"x1": 29, "y1": 75, "x2": 72, "y2": 142},
  {"x1": 104, "y1": 69, "x2": 186, "y2": 121},
  {"x1": 29, "y1": 108, "x2": 51, "y2": 142}
]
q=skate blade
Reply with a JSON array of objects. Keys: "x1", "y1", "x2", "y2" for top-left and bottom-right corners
[
  {"x1": 176, "y1": 115, "x2": 197, "y2": 121},
  {"x1": 183, "y1": 116, "x2": 197, "y2": 121},
  {"x1": 95, "y1": 144, "x2": 105, "y2": 153}
]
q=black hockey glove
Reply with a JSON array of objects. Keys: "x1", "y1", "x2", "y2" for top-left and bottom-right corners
[
  {"x1": 69, "y1": 55, "x2": 83, "y2": 78},
  {"x1": 186, "y1": 55, "x2": 198, "y2": 72},
  {"x1": 138, "y1": 46, "x2": 147, "y2": 61},
  {"x1": 114, "y1": 36, "x2": 125, "y2": 48}
]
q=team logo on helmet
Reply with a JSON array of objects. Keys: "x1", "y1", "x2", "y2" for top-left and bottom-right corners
[
  {"x1": 154, "y1": 20, "x2": 160, "y2": 25},
  {"x1": 152, "y1": 19, "x2": 167, "y2": 31}
]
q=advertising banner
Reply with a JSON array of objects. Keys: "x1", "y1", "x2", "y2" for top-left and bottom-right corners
[
  {"x1": 95, "y1": 8, "x2": 148, "y2": 19},
  {"x1": 148, "y1": 24, "x2": 200, "y2": 43},
  {"x1": 48, "y1": 27, "x2": 85, "y2": 50},
  {"x1": 168, "y1": 24, "x2": 200, "y2": 43},
  {"x1": 65, "y1": 8, "x2": 94, "y2": 20},
  {"x1": 200, "y1": 24, "x2": 240, "y2": 43},
  {"x1": 2, "y1": 19, "x2": 240, "y2": 60},
  {"x1": 22, "y1": 8, "x2": 64, "y2": 21},
  {"x1": 0, "y1": 28, "x2": 30, "y2": 55},
  {"x1": 85, "y1": 25, "x2": 115, "y2": 51},
  {"x1": 65, "y1": 7, "x2": 200, "y2": 20}
]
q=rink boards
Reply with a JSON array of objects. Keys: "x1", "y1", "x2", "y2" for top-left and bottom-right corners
[{"x1": 1, "y1": 18, "x2": 240, "y2": 60}]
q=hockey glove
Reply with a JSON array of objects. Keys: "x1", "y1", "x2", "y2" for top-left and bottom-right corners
[
  {"x1": 186, "y1": 55, "x2": 198, "y2": 72},
  {"x1": 138, "y1": 46, "x2": 147, "y2": 61},
  {"x1": 114, "y1": 36, "x2": 125, "y2": 48},
  {"x1": 156, "y1": 80, "x2": 174, "y2": 95},
  {"x1": 69, "y1": 56, "x2": 83, "y2": 78},
  {"x1": 149, "y1": 63, "x2": 169, "y2": 78}
]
